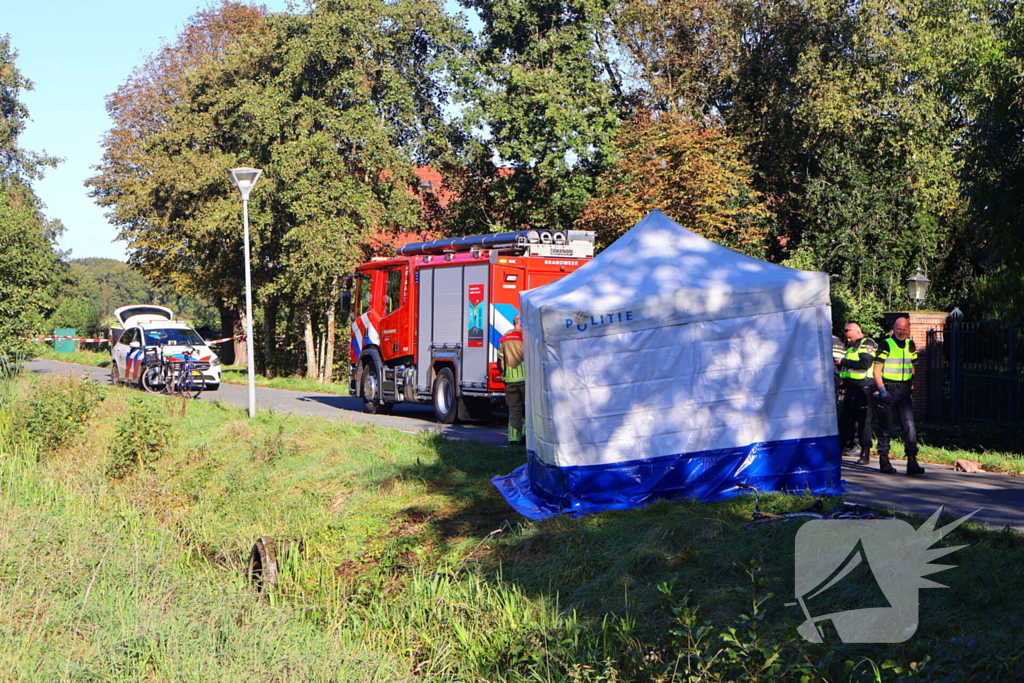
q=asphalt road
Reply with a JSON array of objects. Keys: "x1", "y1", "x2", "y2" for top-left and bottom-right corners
[
  {"x1": 26, "y1": 357, "x2": 509, "y2": 446},
  {"x1": 25, "y1": 357, "x2": 1024, "y2": 531}
]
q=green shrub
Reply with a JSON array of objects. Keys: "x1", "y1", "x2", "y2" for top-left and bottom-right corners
[
  {"x1": 19, "y1": 375, "x2": 104, "y2": 453},
  {"x1": 106, "y1": 402, "x2": 170, "y2": 478}
]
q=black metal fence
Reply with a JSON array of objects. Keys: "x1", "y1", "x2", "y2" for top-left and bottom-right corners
[{"x1": 926, "y1": 315, "x2": 1024, "y2": 423}]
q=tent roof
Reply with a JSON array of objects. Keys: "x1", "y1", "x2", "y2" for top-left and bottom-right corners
[{"x1": 521, "y1": 210, "x2": 829, "y2": 342}]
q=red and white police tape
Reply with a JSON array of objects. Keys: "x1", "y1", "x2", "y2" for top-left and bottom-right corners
[
  {"x1": 205, "y1": 334, "x2": 246, "y2": 345},
  {"x1": 25, "y1": 334, "x2": 246, "y2": 345},
  {"x1": 24, "y1": 335, "x2": 110, "y2": 343}
]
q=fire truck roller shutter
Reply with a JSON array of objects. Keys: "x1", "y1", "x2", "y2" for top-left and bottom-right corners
[
  {"x1": 461, "y1": 265, "x2": 489, "y2": 387},
  {"x1": 417, "y1": 267, "x2": 435, "y2": 392},
  {"x1": 358, "y1": 349, "x2": 394, "y2": 415}
]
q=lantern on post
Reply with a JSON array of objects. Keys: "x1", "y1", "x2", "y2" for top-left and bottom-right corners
[{"x1": 906, "y1": 267, "x2": 930, "y2": 310}]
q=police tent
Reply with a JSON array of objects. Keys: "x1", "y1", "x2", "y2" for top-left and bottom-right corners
[{"x1": 492, "y1": 209, "x2": 841, "y2": 520}]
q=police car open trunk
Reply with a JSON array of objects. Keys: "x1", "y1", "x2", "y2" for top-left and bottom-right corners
[{"x1": 493, "y1": 209, "x2": 841, "y2": 519}]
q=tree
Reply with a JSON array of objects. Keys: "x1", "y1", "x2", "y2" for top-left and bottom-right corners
[
  {"x1": 453, "y1": 0, "x2": 622, "y2": 233},
  {"x1": 580, "y1": 111, "x2": 769, "y2": 255},
  {"x1": 55, "y1": 258, "x2": 218, "y2": 335},
  {"x1": 0, "y1": 35, "x2": 63, "y2": 362},
  {"x1": 610, "y1": 0, "x2": 744, "y2": 118},
  {"x1": 89, "y1": 0, "x2": 471, "y2": 379},
  {"x1": 962, "y1": 1, "x2": 1024, "y2": 315},
  {"x1": 88, "y1": 1, "x2": 270, "y2": 366},
  {"x1": 724, "y1": 0, "x2": 997, "y2": 316}
]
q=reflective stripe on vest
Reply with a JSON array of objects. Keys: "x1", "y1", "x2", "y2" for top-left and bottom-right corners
[
  {"x1": 832, "y1": 337, "x2": 845, "y2": 362},
  {"x1": 881, "y1": 337, "x2": 916, "y2": 381},
  {"x1": 502, "y1": 363, "x2": 526, "y2": 384},
  {"x1": 839, "y1": 339, "x2": 872, "y2": 381}
]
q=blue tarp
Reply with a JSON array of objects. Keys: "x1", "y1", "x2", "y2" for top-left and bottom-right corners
[{"x1": 493, "y1": 435, "x2": 842, "y2": 520}]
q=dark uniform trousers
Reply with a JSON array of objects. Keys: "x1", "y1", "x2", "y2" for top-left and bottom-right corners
[
  {"x1": 839, "y1": 378, "x2": 873, "y2": 455},
  {"x1": 875, "y1": 380, "x2": 917, "y2": 458},
  {"x1": 505, "y1": 381, "x2": 526, "y2": 439}
]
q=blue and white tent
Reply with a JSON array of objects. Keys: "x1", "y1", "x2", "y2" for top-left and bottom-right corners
[{"x1": 492, "y1": 210, "x2": 841, "y2": 519}]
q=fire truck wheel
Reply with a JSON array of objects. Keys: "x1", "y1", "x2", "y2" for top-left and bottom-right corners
[
  {"x1": 432, "y1": 367, "x2": 459, "y2": 424},
  {"x1": 359, "y1": 362, "x2": 394, "y2": 415}
]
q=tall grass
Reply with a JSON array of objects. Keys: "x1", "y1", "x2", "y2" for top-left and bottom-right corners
[{"x1": 1, "y1": 373, "x2": 1022, "y2": 681}]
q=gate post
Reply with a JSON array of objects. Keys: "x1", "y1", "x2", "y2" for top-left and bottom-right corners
[
  {"x1": 884, "y1": 311, "x2": 949, "y2": 420},
  {"x1": 950, "y1": 321, "x2": 960, "y2": 424},
  {"x1": 1009, "y1": 316, "x2": 1017, "y2": 422}
]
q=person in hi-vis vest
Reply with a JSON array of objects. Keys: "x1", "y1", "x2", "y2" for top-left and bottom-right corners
[
  {"x1": 836, "y1": 322, "x2": 877, "y2": 465},
  {"x1": 873, "y1": 316, "x2": 924, "y2": 475},
  {"x1": 498, "y1": 314, "x2": 526, "y2": 446}
]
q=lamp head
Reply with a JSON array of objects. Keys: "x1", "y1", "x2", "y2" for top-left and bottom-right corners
[
  {"x1": 906, "y1": 267, "x2": 930, "y2": 309},
  {"x1": 228, "y1": 167, "x2": 263, "y2": 201}
]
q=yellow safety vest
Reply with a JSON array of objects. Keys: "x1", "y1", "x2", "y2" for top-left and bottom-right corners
[
  {"x1": 839, "y1": 338, "x2": 874, "y2": 381},
  {"x1": 880, "y1": 337, "x2": 916, "y2": 381}
]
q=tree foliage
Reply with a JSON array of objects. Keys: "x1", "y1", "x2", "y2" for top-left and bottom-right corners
[
  {"x1": 51, "y1": 258, "x2": 218, "y2": 336},
  {"x1": 89, "y1": 0, "x2": 470, "y2": 376},
  {"x1": 0, "y1": 35, "x2": 63, "y2": 362},
  {"x1": 962, "y1": 2, "x2": 1024, "y2": 315},
  {"x1": 77, "y1": 0, "x2": 1024, "y2": 376},
  {"x1": 452, "y1": 0, "x2": 622, "y2": 232},
  {"x1": 580, "y1": 112, "x2": 769, "y2": 254}
]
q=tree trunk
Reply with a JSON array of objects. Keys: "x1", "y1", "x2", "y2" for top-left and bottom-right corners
[
  {"x1": 229, "y1": 303, "x2": 247, "y2": 369},
  {"x1": 317, "y1": 332, "x2": 326, "y2": 382},
  {"x1": 262, "y1": 295, "x2": 278, "y2": 378},
  {"x1": 303, "y1": 305, "x2": 318, "y2": 380},
  {"x1": 217, "y1": 302, "x2": 238, "y2": 366},
  {"x1": 322, "y1": 276, "x2": 338, "y2": 383}
]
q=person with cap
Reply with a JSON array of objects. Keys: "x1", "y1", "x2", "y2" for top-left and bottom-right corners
[
  {"x1": 498, "y1": 314, "x2": 526, "y2": 446},
  {"x1": 836, "y1": 322, "x2": 877, "y2": 465},
  {"x1": 873, "y1": 316, "x2": 924, "y2": 475}
]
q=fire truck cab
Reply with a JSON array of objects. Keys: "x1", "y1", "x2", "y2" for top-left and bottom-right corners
[{"x1": 344, "y1": 229, "x2": 595, "y2": 423}]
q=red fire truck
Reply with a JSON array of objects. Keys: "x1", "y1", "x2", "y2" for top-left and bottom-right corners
[{"x1": 343, "y1": 229, "x2": 595, "y2": 423}]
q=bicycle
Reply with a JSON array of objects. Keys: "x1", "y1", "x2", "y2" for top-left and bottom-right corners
[
  {"x1": 141, "y1": 344, "x2": 206, "y2": 398},
  {"x1": 170, "y1": 345, "x2": 207, "y2": 398}
]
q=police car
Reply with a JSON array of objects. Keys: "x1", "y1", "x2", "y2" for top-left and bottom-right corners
[{"x1": 110, "y1": 305, "x2": 221, "y2": 391}]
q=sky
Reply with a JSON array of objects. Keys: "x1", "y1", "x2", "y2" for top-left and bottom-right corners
[{"x1": 5, "y1": 0, "x2": 296, "y2": 262}]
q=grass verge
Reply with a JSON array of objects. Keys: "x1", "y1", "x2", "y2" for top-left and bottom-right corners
[
  {"x1": 221, "y1": 368, "x2": 350, "y2": 395},
  {"x1": 1, "y1": 373, "x2": 1022, "y2": 681},
  {"x1": 31, "y1": 342, "x2": 111, "y2": 367}
]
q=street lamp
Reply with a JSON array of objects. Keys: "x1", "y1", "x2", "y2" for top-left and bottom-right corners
[
  {"x1": 228, "y1": 166, "x2": 263, "y2": 418},
  {"x1": 906, "y1": 267, "x2": 930, "y2": 311}
]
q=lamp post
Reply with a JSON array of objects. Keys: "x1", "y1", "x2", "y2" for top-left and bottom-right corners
[
  {"x1": 227, "y1": 167, "x2": 263, "y2": 418},
  {"x1": 906, "y1": 267, "x2": 930, "y2": 311}
]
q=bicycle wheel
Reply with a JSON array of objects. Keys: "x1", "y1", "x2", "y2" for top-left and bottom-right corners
[
  {"x1": 174, "y1": 368, "x2": 206, "y2": 399},
  {"x1": 141, "y1": 365, "x2": 167, "y2": 394}
]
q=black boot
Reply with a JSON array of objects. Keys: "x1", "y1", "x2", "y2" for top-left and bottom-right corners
[
  {"x1": 856, "y1": 450, "x2": 871, "y2": 465},
  {"x1": 878, "y1": 453, "x2": 897, "y2": 474},
  {"x1": 906, "y1": 455, "x2": 925, "y2": 476}
]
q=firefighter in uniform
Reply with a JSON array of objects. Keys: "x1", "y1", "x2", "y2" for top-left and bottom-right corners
[
  {"x1": 836, "y1": 322, "x2": 877, "y2": 464},
  {"x1": 873, "y1": 316, "x2": 924, "y2": 475},
  {"x1": 498, "y1": 314, "x2": 526, "y2": 445}
]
